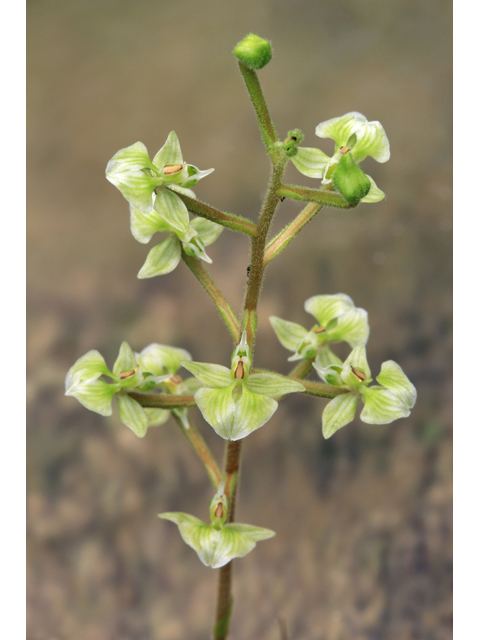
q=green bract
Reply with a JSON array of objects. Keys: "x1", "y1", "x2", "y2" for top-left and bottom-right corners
[
  {"x1": 291, "y1": 112, "x2": 390, "y2": 203},
  {"x1": 313, "y1": 346, "x2": 417, "y2": 439},
  {"x1": 181, "y1": 332, "x2": 305, "y2": 440},
  {"x1": 65, "y1": 341, "x2": 195, "y2": 437},
  {"x1": 130, "y1": 206, "x2": 223, "y2": 279},
  {"x1": 270, "y1": 293, "x2": 369, "y2": 366},
  {"x1": 106, "y1": 131, "x2": 214, "y2": 233}
]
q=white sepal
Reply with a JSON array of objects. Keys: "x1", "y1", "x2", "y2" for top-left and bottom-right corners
[
  {"x1": 117, "y1": 394, "x2": 148, "y2": 437},
  {"x1": 152, "y1": 131, "x2": 183, "y2": 169},
  {"x1": 137, "y1": 236, "x2": 182, "y2": 279},
  {"x1": 322, "y1": 393, "x2": 359, "y2": 439},
  {"x1": 65, "y1": 379, "x2": 116, "y2": 416},
  {"x1": 181, "y1": 361, "x2": 232, "y2": 388},
  {"x1": 138, "y1": 344, "x2": 192, "y2": 376},
  {"x1": 291, "y1": 147, "x2": 330, "y2": 178},
  {"x1": 130, "y1": 207, "x2": 171, "y2": 244},
  {"x1": 65, "y1": 350, "x2": 112, "y2": 392},
  {"x1": 246, "y1": 373, "x2": 305, "y2": 398},
  {"x1": 154, "y1": 188, "x2": 190, "y2": 235},
  {"x1": 269, "y1": 316, "x2": 308, "y2": 352}
]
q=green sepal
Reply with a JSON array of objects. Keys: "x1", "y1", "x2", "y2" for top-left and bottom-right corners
[
  {"x1": 137, "y1": 236, "x2": 182, "y2": 279},
  {"x1": 361, "y1": 175, "x2": 386, "y2": 203},
  {"x1": 315, "y1": 346, "x2": 343, "y2": 369},
  {"x1": 246, "y1": 373, "x2": 305, "y2": 398},
  {"x1": 138, "y1": 344, "x2": 192, "y2": 376},
  {"x1": 152, "y1": 131, "x2": 183, "y2": 169},
  {"x1": 65, "y1": 350, "x2": 113, "y2": 392},
  {"x1": 304, "y1": 293, "x2": 355, "y2": 327},
  {"x1": 181, "y1": 165, "x2": 215, "y2": 189},
  {"x1": 359, "y1": 386, "x2": 413, "y2": 424},
  {"x1": 145, "y1": 407, "x2": 171, "y2": 427},
  {"x1": 325, "y1": 307, "x2": 369, "y2": 347},
  {"x1": 117, "y1": 394, "x2": 148, "y2": 437},
  {"x1": 130, "y1": 206, "x2": 171, "y2": 244},
  {"x1": 376, "y1": 360, "x2": 417, "y2": 409},
  {"x1": 190, "y1": 217, "x2": 223, "y2": 246},
  {"x1": 291, "y1": 147, "x2": 330, "y2": 178},
  {"x1": 332, "y1": 152, "x2": 371, "y2": 204},
  {"x1": 227, "y1": 385, "x2": 278, "y2": 441},
  {"x1": 113, "y1": 341, "x2": 137, "y2": 378},
  {"x1": 154, "y1": 188, "x2": 190, "y2": 234},
  {"x1": 106, "y1": 142, "x2": 159, "y2": 214},
  {"x1": 233, "y1": 34, "x2": 273, "y2": 70},
  {"x1": 65, "y1": 378, "x2": 116, "y2": 416},
  {"x1": 159, "y1": 512, "x2": 275, "y2": 568},
  {"x1": 322, "y1": 392, "x2": 359, "y2": 439},
  {"x1": 269, "y1": 316, "x2": 308, "y2": 352},
  {"x1": 194, "y1": 385, "x2": 236, "y2": 438},
  {"x1": 342, "y1": 346, "x2": 371, "y2": 383},
  {"x1": 181, "y1": 361, "x2": 232, "y2": 388}
]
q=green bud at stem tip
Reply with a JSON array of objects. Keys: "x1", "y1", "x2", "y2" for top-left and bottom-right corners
[{"x1": 233, "y1": 34, "x2": 273, "y2": 70}]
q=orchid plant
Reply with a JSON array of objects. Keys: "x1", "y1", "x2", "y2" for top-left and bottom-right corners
[{"x1": 65, "y1": 34, "x2": 416, "y2": 639}]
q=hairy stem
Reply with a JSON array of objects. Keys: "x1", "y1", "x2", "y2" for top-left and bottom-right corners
[
  {"x1": 288, "y1": 357, "x2": 315, "y2": 380},
  {"x1": 264, "y1": 203, "x2": 322, "y2": 266},
  {"x1": 182, "y1": 250, "x2": 240, "y2": 342},
  {"x1": 295, "y1": 378, "x2": 350, "y2": 399},
  {"x1": 213, "y1": 440, "x2": 242, "y2": 640},
  {"x1": 172, "y1": 412, "x2": 222, "y2": 489},
  {"x1": 237, "y1": 61, "x2": 278, "y2": 149},
  {"x1": 128, "y1": 392, "x2": 196, "y2": 408},
  {"x1": 176, "y1": 192, "x2": 257, "y2": 237},
  {"x1": 277, "y1": 184, "x2": 354, "y2": 208}
]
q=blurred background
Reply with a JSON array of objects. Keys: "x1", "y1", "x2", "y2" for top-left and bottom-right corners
[{"x1": 27, "y1": 1, "x2": 452, "y2": 638}]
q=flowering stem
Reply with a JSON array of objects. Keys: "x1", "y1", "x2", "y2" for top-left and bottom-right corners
[
  {"x1": 172, "y1": 412, "x2": 222, "y2": 489},
  {"x1": 264, "y1": 202, "x2": 323, "y2": 266},
  {"x1": 277, "y1": 184, "x2": 353, "y2": 208},
  {"x1": 181, "y1": 250, "x2": 241, "y2": 342},
  {"x1": 176, "y1": 192, "x2": 258, "y2": 237},
  {"x1": 295, "y1": 379, "x2": 350, "y2": 399},
  {"x1": 213, "y1": 440, "x2": 242, "y2": 640},
  {"x1": 237, "y1": 61, "x2": 278, "y2": 149},
  {"x1": 128, "y1": 392, "x2": 196, "y2": 408}
]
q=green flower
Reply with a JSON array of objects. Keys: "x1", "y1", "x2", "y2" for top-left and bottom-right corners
[
  {"x1": 106, "y1": 131, "x2": 214, "y2": 234},
  {"x1": 130, "y1": 205, "x2": 223, "y2": 279},
  {"x1": 181, "y1": 331, "x2": 305, "y2": 440},
  {"x1": 313, "y1": 346, "x2": 417, "y2": 439},
  {"x1": 160, "y1": 484, "x2": 275, "y2": 568},
  {"x1": 270, "y1": 293, "x2": 369, "y2": 366},
  {"x1": 291, "y1": 112, "x2": 390, "y2": 203},
  {"x1": 65, "y1": 341, "x2": 192, "y2": 437}
]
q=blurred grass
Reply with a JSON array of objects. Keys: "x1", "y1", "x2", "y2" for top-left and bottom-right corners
[{"x1": 27, "y1": 1, "x2": 452, "y2": 638}]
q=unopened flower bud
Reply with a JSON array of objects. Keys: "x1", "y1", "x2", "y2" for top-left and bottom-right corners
[{"x1": 233, "y1": 34, "x2": 273, "y2": 70}]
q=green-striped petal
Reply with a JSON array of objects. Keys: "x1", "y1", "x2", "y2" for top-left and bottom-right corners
[
  {"x1": 194, "y1": 385, "x2": 236, "y2": 438},
  {"x1": 181, "y1": 361, "x2": 232, "y2": 388},
  {"x1": 269, "y1": 316, "x2": 308, "y2": 352},
  {"x1": 113, "y1": 341, "x2": 137, "y2": 378},
  {"x1": 229, "y1": 386, "x2": 278, "y2": 441},
  {"x1": 326, "y1": 307, "x2": 369, "y2": 347},
  {"x1": 322, "y1": 392, "x2": 359, "y2": 439},
  {"x1": 137, "y1": 236, "x2": 182, "y2": 279},
  {"x1": 65, "y1": 378, "x2": 116, "y2": 416},
  {"x1": 246, "y1": 373, "x2": 305, "y2": 398},
  {"x1": 152, "y1": 131, "x2": 183, "y2": 168},
  {"x1": 351, "y1": 121, "x2": 390, "y2": 164},
  {"x1": 154, "y1": 188, "x2": 190, "y2": 235},
  {"x1": 315, "y1": 346, "x2": 343, "y2": 369},
  {"x1": 376, "y1": 361, "x2": 417, "y2": 410},
  {"x1": 65, "y1": 350, "x2": 113, "y2": 392},
  {"x1": 315, "y1": 112, "x2": 367, "y2": 151},
  {"x1": 291, "y1": 147, "x2": 330, "y2": 178},
  {"x1": 117, "y1": 394, "x2": 148, "y2": 437},
  {"x1": 130, "y1": 206, "x2": 171, "y2": 244},
  {"x1": 138, "y1": 344, "x2": 192, "y2": 376},
  {"x1": 191, "y1": 217, "x2": 224, "y2": 246},
  {"x1": 304, "y1": 293, "x2": 354, "y2": 326},
  {"x1": 360, "y1": 386, "x2": 412, "y2": 424},
  {"x1": 341, "y1": 346, "x2": 371, "y2": 384}
]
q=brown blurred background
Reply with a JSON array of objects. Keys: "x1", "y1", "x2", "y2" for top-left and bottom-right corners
[{"x1": 27, "y1": 1, "x2": 452, "y2": 639}]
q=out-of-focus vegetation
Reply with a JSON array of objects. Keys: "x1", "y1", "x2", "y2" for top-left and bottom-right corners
[{"x1": 27, "y1": 1, "x2": 452, "y2": 638}]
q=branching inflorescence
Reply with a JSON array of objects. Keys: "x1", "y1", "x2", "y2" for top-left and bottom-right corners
[{"x1": 65, "y1": 34, "x2": 416, "y2": 639}]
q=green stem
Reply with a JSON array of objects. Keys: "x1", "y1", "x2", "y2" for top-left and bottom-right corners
[
  {"x1": 237, "y1": 61, "x2": 278, "y2": 149},
  {"x1": 242, "y1": 157, "x2": 288, "y2": 350},
  {"x1": 277, "y1": 184, "x2": 354, "y2": 208},
  {"x1": 264, "y1": 202, "x2": 322, "y2": 266},
  {"x1": 172, "y1": 412, "x2": 222, "y2": 489},
  {"x1": 176, "y1": 192, "x2": 257, "y2": 237},
  {"x1": 181, "y1": 250, "x2": 241, "y2": 342},
  {"x1": 288, "y1": 357, "x2": 315, "y2": 380},
  {"x1": 128, "y1": 392, "x2": 196, "y2": 408},
  {"x1": 294, "y1": 378, "x2": 350, "y2": 399},
  {"x1": 213, "y1": 440, "x2": 242, "y2": 640}
]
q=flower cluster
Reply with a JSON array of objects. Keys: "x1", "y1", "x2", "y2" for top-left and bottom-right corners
[
  {"x1": 291, "y1": 112, "x2": 390, "y2": 203},
  {"x1": 65, "y1": 341, "x2": 197, "y2": 437},
  {"x1": 106, "y1": 132, "x2": 222, "y2": 277}
]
